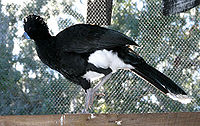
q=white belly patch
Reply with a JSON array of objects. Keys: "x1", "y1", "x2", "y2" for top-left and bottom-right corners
[
  {"x1": 82, "y1": 71, "x2": 104, "y2": 82},
  {"x1": 82, "y1": 49, "x2": 134, "y2": 81}
]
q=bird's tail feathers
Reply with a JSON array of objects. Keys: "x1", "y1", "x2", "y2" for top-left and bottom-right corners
[
  {"x1": 167, "y1": 92, "x2": 192, "y2": 104},
  {"x1": 130, "y1": 62, "x2": 192, "y2": 104},
  {"x1": 24, "y1": 14, "x2": 50, "y2": 40}
]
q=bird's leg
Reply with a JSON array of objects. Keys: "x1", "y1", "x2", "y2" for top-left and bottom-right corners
[{"x1": 84, "y1": 73, "x2": 112, "y2": 113}]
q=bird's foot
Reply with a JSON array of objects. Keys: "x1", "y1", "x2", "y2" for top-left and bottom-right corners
[
  {"x1": 83, "y1": 89, "x2": 106, "y2": 113},
  {"x1": 83, "y1": 88, "x2": 95, "y2": 113},
  {"x1": 83, "y1": 73, "x2": 112, "y2": 113}
]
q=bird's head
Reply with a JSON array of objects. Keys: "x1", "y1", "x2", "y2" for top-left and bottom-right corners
[{"x1": 24, "y1": 14, "x2": 50, "y2": 40}]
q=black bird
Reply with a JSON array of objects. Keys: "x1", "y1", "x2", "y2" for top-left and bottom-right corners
[
  {"x1": 24, "y1": 15, "x2": 191, "y2": 112},
  {"x1": 162, "y1": 0, "x2": 200, "y2": 15}
]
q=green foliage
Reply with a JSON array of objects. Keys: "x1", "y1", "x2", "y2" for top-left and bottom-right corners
[{"x1": 111, "y1": 0, "x2": 139, "y2": 39}]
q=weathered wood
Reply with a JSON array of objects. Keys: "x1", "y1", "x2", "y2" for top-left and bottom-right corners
[
  {"x1": 162, "y1": 0, "x2": 200, "y2": 15},
  {"x1": 0, "y1": 112, "x2": 199, "y2": 126}
]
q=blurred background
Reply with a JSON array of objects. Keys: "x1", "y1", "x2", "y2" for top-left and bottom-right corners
[{"x1": 0, "y1": 0, "x2": 199, "y2": 115}]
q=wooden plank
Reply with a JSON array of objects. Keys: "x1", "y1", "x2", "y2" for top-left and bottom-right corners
[{"x1": 0, "y1": 112, "x2": 199, "y2": 126}]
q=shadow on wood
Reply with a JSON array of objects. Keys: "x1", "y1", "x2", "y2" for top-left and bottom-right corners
[{"x1": 0, "y1": 112, "x2": 199, "y2": 126}]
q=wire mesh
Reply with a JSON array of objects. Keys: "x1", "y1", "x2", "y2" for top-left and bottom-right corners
[
  {"x1": 0, "y1": 0, "x2": 199, "y2": 115},
  {"x1": 86, "y1": 0, "x2": 113, "y2": 25}
]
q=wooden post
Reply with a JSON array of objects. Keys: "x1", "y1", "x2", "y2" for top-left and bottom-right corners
[
  {"x1": 0, "y1": 112, "x2": 200, "y2": 126},
  {"x1": 86, "y1": 0, "x2": 113, "y2": 26},
  {"x1": 162, "y1": 0, "x2": 200, "y2": 15}
]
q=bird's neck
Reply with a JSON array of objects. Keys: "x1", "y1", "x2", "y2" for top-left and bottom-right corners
[
  {"x1": 34, "y1": 36, "x2": 58, "y2": 69},
  {"x1": 35, "y1": 36, "x2": 55, "y2": 47}
]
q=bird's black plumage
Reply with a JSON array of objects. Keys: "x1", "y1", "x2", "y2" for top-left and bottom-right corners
[
  {"x1": 24, "y1": 15, "x2": 137, "y2": 90},
  {"x1": 24, "y1": 15, "x2": 191, "y2": 104},
  {"x1": 56, "y1": 24, "x2": 139, "y2": 53}
]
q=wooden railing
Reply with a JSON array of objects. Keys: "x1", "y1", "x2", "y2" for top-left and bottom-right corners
[{"x1": 0, "y1": 112, "x2": 200, "y2": 126}]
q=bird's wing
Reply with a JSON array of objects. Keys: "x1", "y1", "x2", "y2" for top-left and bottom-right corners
[{"x1": 55, "y1": 24, "x2": 139, "y2": 53}]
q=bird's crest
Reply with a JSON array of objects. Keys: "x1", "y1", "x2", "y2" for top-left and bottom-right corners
[{"x1": 24, "y1": 14, "x2": 50, "y2": 40}]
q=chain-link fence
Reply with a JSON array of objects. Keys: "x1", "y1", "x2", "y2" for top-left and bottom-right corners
[{"x1": 0, "y1": 0, "x2": 199, "y2": 115}]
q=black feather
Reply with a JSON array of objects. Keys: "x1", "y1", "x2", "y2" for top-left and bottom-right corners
[
  {"x1": 56, "y1": 24, "x2": 139, "y2": 53},
  {"x1": 131, "y1": 63, "x2": 187, "y2": 95},
  {"x1": 116, "y1": 48, "x2": 187, "y2": 95}
]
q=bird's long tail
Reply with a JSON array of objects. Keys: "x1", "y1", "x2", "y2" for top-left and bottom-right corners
[{"x1": 130, "y1": 61, "x2": 192, "y2": 104}]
